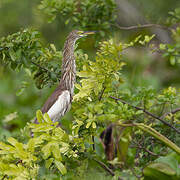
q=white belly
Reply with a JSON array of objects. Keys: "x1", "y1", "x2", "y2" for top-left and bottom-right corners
[{"x1": 47, "y1": 90, "x2": 71, "y2": 122}]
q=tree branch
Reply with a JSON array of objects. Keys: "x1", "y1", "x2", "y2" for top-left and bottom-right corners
[
  {"x1": 109, "y1": 96, "x2": 180, "y2": 134},
  {"x1": 114, "y1": 23, "x2": 170, "y2": 31},
  {"x1": 93, "y1": 159, "x2": 115, "y2": 176}
]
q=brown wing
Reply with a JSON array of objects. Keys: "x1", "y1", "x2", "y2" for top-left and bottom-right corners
[{"x1": 34, "y1": 89, "x2": 63, "y2": 124}]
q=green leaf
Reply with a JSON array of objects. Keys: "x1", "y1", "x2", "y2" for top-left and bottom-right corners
[
  {"x1": 9, "y1": 49, "x2": 16, "y2": 61},
  {"x1": 36, "y1": 110, "x2": 44, "y2": 123},
  {"x1": 117, "y1": 127, "x2": 132, "y2": 162},
  {"x1": 45, "y1": 158, "x2": 54, "y2": 169},
  {"x1": 155, "y1": 152, "x2": 180, "y2": 177},
  {"x1": 52, "y1": 144, "x2": 62, "y2": 161},
  {"x1": 43, "y1": 113, "x2": 52, "y2": 123},
  {"x1": 92, "y1": 122, "x2": 96, "y2": 129},
  {"x1": 54, "y1": 160, "x2": 67, "y2": 175},
  {"x1": 2, "y1": 53, "x2": 6, "y2": 60},
  {"x1": 86, "y1": 122, "x2": 92, "y2": 128},
  {"x1": 50, "y1": 43, "x2": 56, "y2": 52},
  {"x1": 24, "y1": 68, "x2": 31, "y2": 76},
  {"x1": 159, "y1": 44, "x2": 166, "y2": 50},
  {"x1": 41, "y1": 142, "x2": 52, "y2": 159},
  {"x1": 7, "y1": 137, "x2": 19, "y2": 146},
  {"x1": 0, "y1": 141, "x2": 15, "y2": 153},
  {"x1": 143, "y1": 162, "x2": 176, "y2": 180},
  {"x1": 135, "y1": 110, "x2": 143, "y2": 115},
  {"x1": 27, "y1": 138, "x2": 35, "y2": 153},
  {"x1": 139, "y1": 35, "x2": 155, "y2": 45},
  {"x1": 170, "y1": 56, "x2": 176, "y2": 65},
  {"x1": 65, "y1": 19, "x2": 70, "y2": 25},
  {"x1": 54, "y1": 127, "x2": 66, "y2": 140},
  {"x1": 31, "y1": 123, "x2": 54, "y2": 132},
  {"x1": 134, "y1": 35, "x2": 142, "y2": 43},
  {"x1": 16, "y1": 88, "x2": 25, "y2": 96}
]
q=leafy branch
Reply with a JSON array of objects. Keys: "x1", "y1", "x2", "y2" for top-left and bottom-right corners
[
  {"x1": 0, "y1": 28, "x2": 62, "y2": 89},
  {"x1": 110, "y1": 96, "x2": 180, "y2": 134},
  {"x1": 0, "y1": 111, "x2": 79, "y2": 178},
  {"x1": 117, "y1": 122, "x2": 180, "y2": 155}
]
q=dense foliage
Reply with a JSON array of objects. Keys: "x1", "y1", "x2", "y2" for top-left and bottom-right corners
[{"x1": 0, "y1": 0, "x2": 180, "y2": 179}]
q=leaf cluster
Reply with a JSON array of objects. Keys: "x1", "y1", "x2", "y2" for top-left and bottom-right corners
[
  {"x1": 0, "y1": 28, "x2": 62, "y2": 89},
  {"x1": 0, "y1": 111, "x2": 83, "y2": 179},
  {"x1": 39, "y1": 0, "x2": 116, "y2": 35},
  {"x1": 153, "y1": 8, "x2": 180, "y2": 66}
]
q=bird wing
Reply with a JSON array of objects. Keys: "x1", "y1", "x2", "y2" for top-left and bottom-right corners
[
  {"x1": 46, "y1": 90, "x2": 71, "y2": 121},
  {"x1": 41, "y1": 89, "x2": 61, "y2": 114}
]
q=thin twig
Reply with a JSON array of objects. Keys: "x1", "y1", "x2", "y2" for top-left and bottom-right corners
[
  {"x1": 93, "y1": 159, "x2": 115, "y2": 176},
  {"x1": 30, "y1": 60, "x2": 59, "y2": 78},
  {"x1": 92, "y1": 135, "x2": 95, "y2": 151},
  {"x1": 99, "y1": 86, "x2": 106, "y2": 101},
  {"x1": 161, "y1": 107, "x2": 180, "y2": 119},
  {"x1": 114, "y1": 23, "x2": 170, "y2": 31},
  {"x1": 130, "y1": 145, "x2": 158, "y2": 156},
  {"x1": 109, "y1": 96, "x2": 180, "y2": 134},
  {"x1": 30, "y1": 60, "x2": 51, "y2": 73}
]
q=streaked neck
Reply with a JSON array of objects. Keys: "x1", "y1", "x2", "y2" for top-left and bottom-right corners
[{"x1": 60, "y1": 38, "x2": 76, "y2": 95}]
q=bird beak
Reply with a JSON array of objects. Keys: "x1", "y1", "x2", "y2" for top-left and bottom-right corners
[{"x1": 83, "y1": 31, "x2": 96, "y2": 35}]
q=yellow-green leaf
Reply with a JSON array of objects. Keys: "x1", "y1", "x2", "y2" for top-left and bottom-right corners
[
  {"x1": 54, "y1": 160, "x2": 67, "y2": 175},
  {"x1": 45, "y1": 158, "x2": 54, "y2": 169},
  {"x1": 92, "y1": 122, "x2": 96, "y2": 129},
  {"x1": 52, "y1": 144, "x2": 62, "y2": 161},
  {"x1": 41, "y1": 143, "x2": 51, "y2": 159},
  {"x1": 43, "y1": 113, "x2": 52, "y2": 123},
  {"x1": 7, "y1": 137, "x2": 19, "y2": 147},
  {"x1": 36, "y1": 110, "x2": 44, "y2": 123},
  {"x1": 86, "y1": 122, "x2": 92, "y2": 128},
  {"x1": 50, "y1": 44, "x2": 56, "y2": 52},
  {"x1": 27, "y1": 138, "x2": 35, "y2": 153}
]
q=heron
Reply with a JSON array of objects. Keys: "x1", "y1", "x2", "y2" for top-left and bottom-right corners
[{"x1": 35, "y1": 30, "x2": 95, "y2": 123}]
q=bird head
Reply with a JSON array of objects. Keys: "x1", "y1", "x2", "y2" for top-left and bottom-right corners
[{"x1": 70, "y1": 30, "x2": 96, "y2": 40}]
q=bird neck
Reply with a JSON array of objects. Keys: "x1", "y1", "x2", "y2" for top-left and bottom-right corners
[{"x1": 60, "y1": 37, "x2": 77, "y2": 95}]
